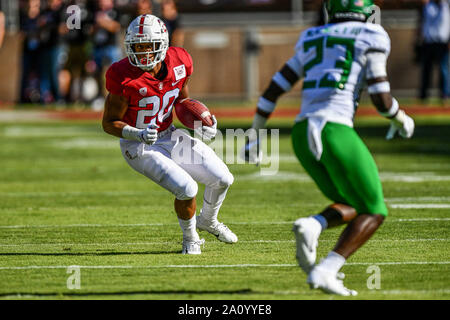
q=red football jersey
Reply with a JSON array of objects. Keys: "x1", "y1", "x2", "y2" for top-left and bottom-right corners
[{"x1": 105, "y1": 47, "x2": 193, "y2": 131}]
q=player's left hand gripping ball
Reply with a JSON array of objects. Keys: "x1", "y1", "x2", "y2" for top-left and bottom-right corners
[{"x1": 195, "y1": 115, "x2": 217, "y2": 141}]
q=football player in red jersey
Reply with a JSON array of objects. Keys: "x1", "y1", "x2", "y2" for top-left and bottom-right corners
[{"x1": 102, "y1": 14, "x2": 237, "y2": 254}]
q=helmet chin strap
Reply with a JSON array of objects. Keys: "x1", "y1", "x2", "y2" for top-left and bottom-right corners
[{"x1": 140, "y1": 65, "x2": 154, "y2": 71}]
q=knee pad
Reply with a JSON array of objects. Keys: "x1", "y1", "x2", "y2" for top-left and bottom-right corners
[
  {"x1": 176, "y1": 180, "x2": 198, "y2": 200},
  {"x1": 218, "y1": 171, "x2": 234, "y2": 189}
]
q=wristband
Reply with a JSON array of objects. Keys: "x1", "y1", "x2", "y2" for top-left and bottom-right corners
[
  {"x1": 257, "y1": 96, "x2": 276, "y2": 114},
  {"x1": 368, "y1": 81, "x2": 391, "y2": 94},
  {"x1": 378, "y1": 98, "x2": 399, "y2": 118}
]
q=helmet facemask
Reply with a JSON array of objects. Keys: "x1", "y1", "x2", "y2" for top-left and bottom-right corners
[
  {"x1": 125, "y1": 39, "x2": 168, "y2": 71},
  {"x1": 326, "y1": 0, "x2": 375, "y2": 23},
  {"x1": 124, "y1": 15, "x2": 169, "y2": 71}
]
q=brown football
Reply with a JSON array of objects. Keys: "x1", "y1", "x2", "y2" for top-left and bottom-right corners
[{"x1": 174, "y1": 98, "x2": 214, "y2": 129}]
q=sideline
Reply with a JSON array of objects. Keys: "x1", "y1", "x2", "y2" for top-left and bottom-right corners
[{"x1": 1, "y1": 106, "x2": 450, "y2": 122}]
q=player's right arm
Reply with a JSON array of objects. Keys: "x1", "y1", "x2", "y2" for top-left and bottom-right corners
[
  {"x1": 242, "y1": 55, "x2": 303, "y2": 163},
  {"x1": 102, "y1": 93, "x2": 158, "y2": 144},
  {"x1": 365, "y1": 51, "x2": 414, "y2": 140},
  {"x1": 253, "y1": 55, "x2": 303, "y2": 129},
  {"x1": 102, "y1": 93, "x2": 130, "y2": 138},
  {"x1": 103, "y1": 64, "x2": 159, "y2": 145}
]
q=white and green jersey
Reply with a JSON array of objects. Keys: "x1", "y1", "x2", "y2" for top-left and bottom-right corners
[{"x1": 290, "y1": 22, "x2": 391, "y2": 127}]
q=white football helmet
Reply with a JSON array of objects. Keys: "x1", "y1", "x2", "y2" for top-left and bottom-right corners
[{"x1": 124, "y1": 14, "x2": 169, "y2": 71}]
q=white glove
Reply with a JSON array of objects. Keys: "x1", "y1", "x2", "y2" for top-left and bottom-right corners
[
  {"x1": 138, "y1": 124, "x2": 159, "y2": 145},
  {"x1": 122, "y1": 124, "x2": 159, "y2": 144},
  {"x1": 240, "y1": 130, "x2": 262, "y2": 165},
  {"x1": 194, "y1": 115, "x2": 217, "y2": 141},
  {"x1": 386, "y1": 109, "x2": 415, "y2": 140}
]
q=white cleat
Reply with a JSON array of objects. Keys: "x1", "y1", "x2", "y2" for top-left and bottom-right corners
[
  {"x1": 197, "y1": 215, "x2": 238, "y2": 244},
  {"x1": 181, "y1": 238, "x2": 205, "y2": 255},
  {"x1": 292, "y1": 217, "x2": 321, "y2": 274},
  {"x1": 307, "y1": 266, "x2": 358, "y2": 296}
]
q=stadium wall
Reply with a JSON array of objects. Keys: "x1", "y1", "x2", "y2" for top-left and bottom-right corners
[{"x1": 0, "y1": 26, "x2": 429, "y2": 103}]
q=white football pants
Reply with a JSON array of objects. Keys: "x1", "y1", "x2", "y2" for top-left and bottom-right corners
[{"x1": 120, "y1": 126, "x2": 233, "y2": 221}]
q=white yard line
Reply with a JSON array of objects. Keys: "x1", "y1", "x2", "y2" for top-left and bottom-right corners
[
  {"x1": 236, "y1": 171, "x2": 450, "y2": 182},
  {"x1": 0, "y1": 217, "x2": 448, "y2": 229},
  {"x1": 2, "y1": 193, "x2": 449, "y2": 200},
  {"x1": 386, "y1": 197, "x2": 450, "y2": 202},
  {"x1": 0, "y1": 191, "x2": 152, "y2": 197},
  {"x1": 270, "y1": 289, "x2": 450, "y2": 295},
  {"x1": 0, "y1": 261, "x2": 449, "y2": 271},
  {"x1": 373, "y1": 289, "x2": 450, "y2": 295},
  {"x1": 2, "y1": 289, "x2": 448, "y2": 298},
  {"x1": 0, "y1": 238, "x2": 448, "y2": 247},
  {"x1": 379, "y1": 172, "x2": 450, "y2": 182},
  {"x1": 394, "y1": 218, "x2": 450, "y2": 221},
  {"x1": 0, "y1": 223, "x2": 168, "y2": 229},
  {"x1": 389, "y1": 204, "x2": 450, "y2": 209}
]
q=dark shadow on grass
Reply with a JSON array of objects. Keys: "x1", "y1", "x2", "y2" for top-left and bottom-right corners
[
  {"x1": 220, "y1": 123, "x2": 450, "y2": 156},
  {"x1": 0, "y1": 288, "x2": 254, "y2": 298},
  {"x1": 0, "y1": 250, "x2": 180, "y2": 256}
]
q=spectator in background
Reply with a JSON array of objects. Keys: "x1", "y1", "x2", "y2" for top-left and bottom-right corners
[
  {"x1": 417, "y1": 0, "x2": 450, "y2": 104},
  {"x1": 19, "y1": 0, "x2": 42, "y2": 103},
  {"x1": 59, "y1": 0, "x2": 94, "y2": 103},
  {"x1": 38, "y1": 0, "x2": 64, "y2": 104},
  {"x1": 136, "y1": 0, "x2": 153, "y2": 15},
  {"x1": 161, "y1": 0, "x2": 184, "y2": 47},
  {"x1": 92, "y1": 0, "x2": 122, "y2": 103},
  {"x1": 0, "y1": 9, "x2": 5, "y2": 48}
]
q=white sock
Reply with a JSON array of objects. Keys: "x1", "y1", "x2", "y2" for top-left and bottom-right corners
[
  {"x1": 200, "y1": 202, "x2": 220, "y2": 225},
  {"x1": 178, "y1": 216, "x2": 200, "y2": 241},
  {"x1": 318, "y1": 251, "x2": 346, "y2": 274},
  {"x1": 200, "y1": 186, "x2": 229, "y2": 224}
]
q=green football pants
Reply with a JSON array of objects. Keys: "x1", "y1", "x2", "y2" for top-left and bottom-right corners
[{"x1": 291, "y1": 120, "x2": 388, "y2": 217}]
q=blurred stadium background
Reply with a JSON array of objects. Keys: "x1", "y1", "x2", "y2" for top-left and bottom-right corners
[
  {"x1": 0, "y1": 0, "x2": 440, "y2": 107},
  {"x1": 0, "y1": 1, "x2": 449, "y2": 300}
]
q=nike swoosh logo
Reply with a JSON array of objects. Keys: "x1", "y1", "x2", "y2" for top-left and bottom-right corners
[{"x1": 172, "y1": 80, "x2": 181, "y2": 86}]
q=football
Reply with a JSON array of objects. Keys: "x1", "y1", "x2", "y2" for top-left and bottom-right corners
[{"x1": 174, "y1": 98, "x2": 214, "y2": 129}]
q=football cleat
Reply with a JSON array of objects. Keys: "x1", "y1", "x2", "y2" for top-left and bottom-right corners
[
  {"x1": 292, "y1": 217, "x2": 321, "y2": 274},
  {"x1": 197, "y1": 215, "x2": 238, "y2": 244},
  {"x1": 307, "y1": 265, "x2": 358, "y2": 296},
  {"x1": 181, "y1": 238, "x2": 205, "y2": 255}
]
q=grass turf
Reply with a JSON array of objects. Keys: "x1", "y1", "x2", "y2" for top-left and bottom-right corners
[{"x1": 0, "y1": 113, "x2": 449, "y2": 300}]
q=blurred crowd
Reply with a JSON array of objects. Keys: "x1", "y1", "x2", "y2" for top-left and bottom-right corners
[
  {"x1": 7, "y1": 0, "x2": 450, "y2": 107},
  {"x1": 17, "y1": 0, "x2": 183, "y2": 107}
]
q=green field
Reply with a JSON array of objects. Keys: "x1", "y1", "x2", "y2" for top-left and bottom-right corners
[{"x1": 0, "y1": 111, "x2": 449, "y2": 300}]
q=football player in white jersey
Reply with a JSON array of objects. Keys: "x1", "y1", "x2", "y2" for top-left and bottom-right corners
[{"x1": 243, "y1": 0, "x2": 414, "y2": 295}]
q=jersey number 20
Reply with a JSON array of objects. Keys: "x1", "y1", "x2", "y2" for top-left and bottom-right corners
[{"x1": 136, "y1": 88, "x2": 180, "y2": 128}]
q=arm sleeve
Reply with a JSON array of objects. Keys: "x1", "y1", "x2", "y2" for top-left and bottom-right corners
[
  {"x1": 365, "y1": 51, "x2": 388, "y2": 80},
  {"x1": 257, "y1": 57, "x2": 302, "y2": 114},
  {"x1": 363, "y1": 25, "x2": 391, "y2": 56},
  {"x1": 256, "y1": 32, "x2": 305, "y2": 115}
]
